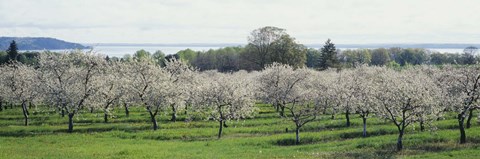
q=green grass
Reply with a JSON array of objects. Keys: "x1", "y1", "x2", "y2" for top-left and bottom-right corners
[{"x1": 1, "y1": 104, "x2": 480, "y2": 158}]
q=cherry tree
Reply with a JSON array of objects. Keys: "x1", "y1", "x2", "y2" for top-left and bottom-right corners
[
  {"x1": 375, "y1": 67, "x2": 442, "y2": 151},
  {"x1": 94, "y1": 61, "x2": 128, "y2": 123},
  {"x1": 438, "y1": 65, "x2": 480, "y2": 144},
  {"x1": 258, "y1": 64, "x2": 326, "y2": 144},
  {"x1": 38, "y1": 51, "x2": 106, "y2": 132},
  {"x1": 336, "y1": 69, "x2": 355, "y2": 127},
  {"x1": 349, "y1": 66, "x2": 381, "y2": 137},
  {"x1": 0, "y1": 66, "x2": 6, "y2": 111},
  {"x1": 314, "y1": 69, "x2": 339, "y2": 119},
  {"x1": 257, "y1": 63, "x2": 311, "y2": 117},
  {"x1": 127, "y1": 60, "x2": 168, "y2": 130},
  {"x1": 116, "y1": 63, "x2": 137, "y2": 118},
  {"x1": 163, "y1": 59, "x2": 197, "y2": 121},
  {"x1": 195, "y1": 71, "x2": 256, "y2": 139},
  {"x1": 281, "y1": 68, "x2": 320, "y2": 144},
  {"x1": 1, "y1": 62, "x2": 40, "y2": 126}
]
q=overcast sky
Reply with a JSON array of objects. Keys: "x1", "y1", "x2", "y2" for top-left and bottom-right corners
[{"x1": 1, "y1": 0, "x2": 479, "y2": 44}]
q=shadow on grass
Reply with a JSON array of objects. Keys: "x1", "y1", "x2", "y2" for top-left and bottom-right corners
[
  {"x1": 331, "y1": 149, "x2": 397, "y2": 159},
  {"x1": 0, "y1": 125, "x2": 153, "y2": 137},
  {"x1": 339, "y1": 129, "x2": 396, "y2": 139},
  {"x1": 273, "y1": 128, "x2": 398, "y2": 147},
  {"x1": 274, "y1": 138, "x2": 317, "y2": 146}
]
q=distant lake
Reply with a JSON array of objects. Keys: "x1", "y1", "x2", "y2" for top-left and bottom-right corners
[
  {"x1": 20, "y1": 45, "x2": 222, "y2": 57},
  {"x1": 20, "y1": 45, "x2": 467, "y2": 57},
  {"x1": 336, "y1": 48, "x2": 465, "y2": 54}
]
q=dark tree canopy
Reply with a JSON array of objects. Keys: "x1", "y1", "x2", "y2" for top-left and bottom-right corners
[
  {"x1": 6, "y1": 40, "x2": 18, "y2": 62},
  {"x1": 306, "y1": 48, "x2": 321, "y2": 68},
  {"x1": 464, "y1": 46, "x2": 478, "y2": 55},
  {"x1": 462, "y1": 46, "x2": 478, "y2": 65},
  {"x1": 370, "y1": 48, "x2": 391, "y2": 66},
  {"x1": 318, "y1": 39, "x2": 339, "y2": 70}
]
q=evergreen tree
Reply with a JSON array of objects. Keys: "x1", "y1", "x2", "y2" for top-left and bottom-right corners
[
  {"x1": 6, "y1": 40, "x2": 19, "y2": 62},
  {"x1": 319, "y1": 39, "x2": 339, "y2": 70}
]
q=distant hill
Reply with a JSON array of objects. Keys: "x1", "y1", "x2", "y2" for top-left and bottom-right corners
[{"x1": 0, "y1": 37, "x2": 90, "y2": 50}]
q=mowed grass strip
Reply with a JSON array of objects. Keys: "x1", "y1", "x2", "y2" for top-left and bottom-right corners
[{"x1": 0, "y1": 104, "x2": 479, "y2": 158}]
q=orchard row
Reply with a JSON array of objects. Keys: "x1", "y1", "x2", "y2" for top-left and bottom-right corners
[{"x1": 0, "y1": 51, "x2": 478, "y2": 151}]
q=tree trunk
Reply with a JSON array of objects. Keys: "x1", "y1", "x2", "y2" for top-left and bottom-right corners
[
  {"x1": 10, "y1": 103, "x2": 13, "y2": 109},
  {"x1": 149, "y1": 112, "x2": 158, "y2": 131},
  {"x1": 362, "y1": 117, "x2": 367, "y2": 137},
  {"x1": 466, "y1": 109, "x2": 474, "y2": 129},
  {"x1": 68, "y1": 113, "x2": 74, "y2": 133},
  {"x1": 420, "y1": 120, "x2": 425, "y2": 131},
  {"x1": 280, "y1": 106, "x2": 285, "y2": 117},
  {"x1": 171, "y1": 105, "x2": 177, "y2": 122},
  {"x1": 124, "y1": 103, "x2": 129, "y2": 117},
  {"x1": 25, "y1": 104, "x2": 30, "y2": 116},
  {"x1": 184, "y1": 104, "x2": 188, "y2": 115},
  {"x1": 295, "y1": 126, "x2": 300, "y2": 145},
  {"x1": 104, "y1": 113, "x2": 108, "y2": 123},
  {"x1": 345, "y1": 110, "x2": 351, "y2": 127},
  {"x1": 0, "y1": 99, "x2": 3, "y2": 111},
  {"x1": 332, "y1": 108, "x2": 337, "y2": 119},
  {"x1": 61, "y1": 108, "x2": 65, "y2": 118},
  {"x1": 218, "y1": 120, "x2": 224, "y2": 139},
  {"x1": 21, "y1": 102, "x2": 29, "y2": 126},
  {"x1": 90, "y1": 107, "x2": 94, "y2": 113},
  {"x1": 397, "y1": 130, "x2": 404, "y2": 151},
  {"x1": 104, "y1": 103, "x2": 110, "y2": 123},
  {"x1": 459, "y1": 114, "x2": 466, "y2": 144}
]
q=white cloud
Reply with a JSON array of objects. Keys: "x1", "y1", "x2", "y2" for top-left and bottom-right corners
[{"x1": 1, "y1": 0, "x2": 479, "y2": 44}]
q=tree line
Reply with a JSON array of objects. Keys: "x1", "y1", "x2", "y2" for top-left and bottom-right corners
[
  {"x1": 3, "y1": 26, "x2": 478, "y2": 72},
  {"x1": 118, "y1": 26, "x2": 478, "y2": 72}
]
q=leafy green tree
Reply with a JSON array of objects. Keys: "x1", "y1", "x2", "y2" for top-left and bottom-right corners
[
  {"x1": 339, "y1": 49, "x2": 355, "y2": 67},
  {"x1": 396, "y1": 48, "x2": 428, "y2": 66},
  {"x1": 370, "y1": 48, "x2": 391, "y2": 66},
  {"x1": 306, "y1": 48, "x2": 321, "y2": 68},
  {"x1": 430, "y1": 53, "x2": 449, "y2": 65},
  {"x1": 0, "y1": 51, "x2": 8, "y2": 64},
  {"x1": 386, "y1": 61, "x2": 401, "y2": 69},
  {"x1": 357, "y1": 49, "x2": 372, "y2": 65},
  {"x1": 319, "y1": 39, "x2": 339, "y2": 70},
  {"x1": 214, "y1": 47, "x2": 241, "y2": 72},
  {"x1": 152, "y1": 50, "x2": 166, "y2": 66},
  {"x1": 133, "y1": 49, "x2": 151, "y2": 61},
  {"x1": 191, "y1": 47, "x2": 243, "y2": 72},
  {"x1": 242, "y1": 26, "x2": 286, "y2": 70},
  {"x1": 339, "y1": 49, "x2": 371, "y2": 68},
  {"x1": 122, "y1": 54, "x2": 133, "y2": 62},
  {"x1": 177, "y1": 49, "x2": 197, "y2": 63},
  {"x1": 270, "y1": 34, "x2": 307, "y2": 68},
  {"x1": 241, "y1": 26, "x2": 306, "y2": 70},
  {"x1": 17, "y1": 54, "x2": 27, "y2": 64},
  {"x1": 6, "y1": 40, "x2": 19, "y2": 62}
]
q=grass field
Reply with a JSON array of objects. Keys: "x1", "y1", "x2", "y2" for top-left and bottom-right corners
[{"x1": 1, "y1": 104, "x2": 480, "y2": 158}]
